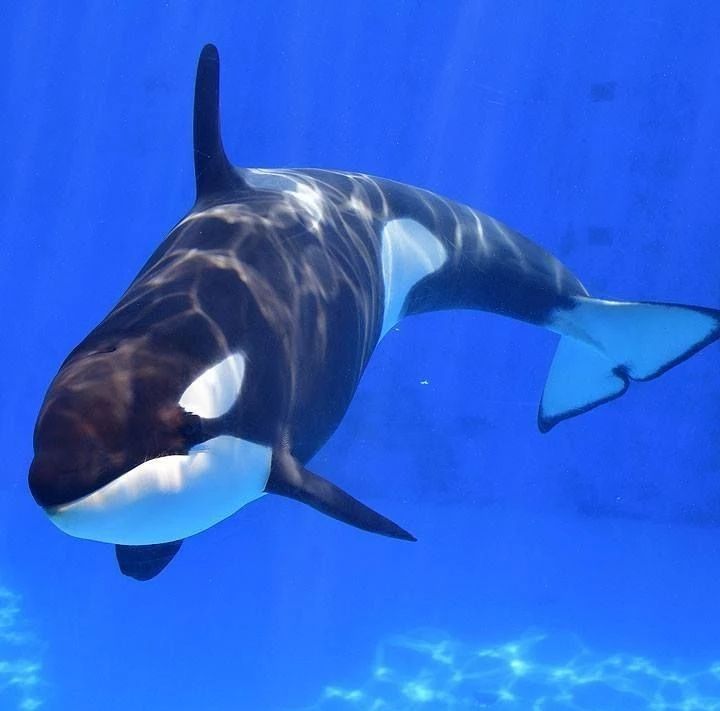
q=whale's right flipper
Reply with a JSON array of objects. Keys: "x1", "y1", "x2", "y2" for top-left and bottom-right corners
[
  {"x1": 266, "y1": 449, "x2": 416, "y2": 541},
  {"x1": 540, "y1": 296, "x2": 720, "y2": 432}
]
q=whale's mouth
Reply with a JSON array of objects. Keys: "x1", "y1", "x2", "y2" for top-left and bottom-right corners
[
  {"x1": 29, "y1": 455, "x2": 114, "y2": 510},
  {"x1": 45, "y1": 436, "x2": 272, "y2": 546}
]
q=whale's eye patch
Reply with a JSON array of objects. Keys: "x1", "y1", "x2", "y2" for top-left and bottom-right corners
[{"x1": 178, "y1": 352, "x2": 247, "y2": 419}]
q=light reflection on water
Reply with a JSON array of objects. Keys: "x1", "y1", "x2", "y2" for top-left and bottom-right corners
[
  {"x1": 0, "y1": 587, "x2": 43, "y2": 711},
  {"x1": 299, "y1": 628, "x2": 720, "y2": 710}
]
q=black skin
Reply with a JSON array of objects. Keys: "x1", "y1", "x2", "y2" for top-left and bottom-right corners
[
  {"x1": 30, "y1": 45, "x2": 585, "y2": 511},
  {"x1": 29, "y1": 45, "x2": 591, "y2": 578}
]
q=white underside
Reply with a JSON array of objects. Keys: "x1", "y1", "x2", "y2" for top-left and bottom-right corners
[
  {"x1": 380, "y1": 218, "x2": 448, "y2": 337},
  {"x1": 48, "y1": 436, "x2": 272, "y2": 545}
]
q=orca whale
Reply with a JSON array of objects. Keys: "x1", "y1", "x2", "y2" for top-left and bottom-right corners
[{"x1": 29, "y1": 44, "x2": 720, "y2": 580}]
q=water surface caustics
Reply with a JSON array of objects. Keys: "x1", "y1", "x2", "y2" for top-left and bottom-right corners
[
  {"x1": 298, "y1": 629, "x2": 720, "y2": 710},
  {"x1": 0, "y1": 586, "x2": 43, "y2": 711}
]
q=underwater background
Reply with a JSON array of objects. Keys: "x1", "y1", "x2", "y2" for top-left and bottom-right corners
[{"x1": 2, "y1": 1, "x2": 720, "y2": 709}]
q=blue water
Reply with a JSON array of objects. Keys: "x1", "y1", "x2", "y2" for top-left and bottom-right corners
[{"x1": 2, "y1": 2, "x2": 720, "y2": 709}]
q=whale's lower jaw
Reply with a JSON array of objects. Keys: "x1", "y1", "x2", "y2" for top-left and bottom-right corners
[{"x1": 46, "y1": 435, "x2": 272, "y2": 545}]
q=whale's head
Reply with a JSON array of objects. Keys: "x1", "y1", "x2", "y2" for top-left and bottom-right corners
[
  {"x1": 29, "y1": 330, "x2": 274, "y2": 545},
  {"x1": 28, "y1": 43, "x2": 416, "y2": 565}
]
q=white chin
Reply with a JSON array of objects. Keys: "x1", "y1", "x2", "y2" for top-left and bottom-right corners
[{"x1": 47, "y1": 436, "x2": 272, "y2": 545}]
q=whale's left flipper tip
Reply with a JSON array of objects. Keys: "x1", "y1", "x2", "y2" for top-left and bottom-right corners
[
  {"x1": 539, "y1": 296, "x2": 720, "y2": 431},
  {"x1": 266, "y1": 449, "x2": 417, "y2": 541}
]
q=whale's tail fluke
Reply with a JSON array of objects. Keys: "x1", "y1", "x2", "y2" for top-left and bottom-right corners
[{"x1": 539, "y1": 296, "x2": 720, "y2": 432}]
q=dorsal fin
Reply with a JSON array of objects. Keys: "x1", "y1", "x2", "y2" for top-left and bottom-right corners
[{"x1": 193, "y1": 44, "x2": 248, "y2": 200}]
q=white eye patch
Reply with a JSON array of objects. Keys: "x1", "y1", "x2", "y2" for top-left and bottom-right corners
[{"x1": 179, "y1": 352, "x2": 246, "y2": 419}]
